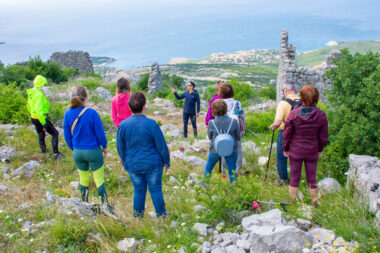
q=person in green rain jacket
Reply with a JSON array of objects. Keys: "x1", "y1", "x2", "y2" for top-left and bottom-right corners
[{"x1": 27, "y1": 75, "x2": 64, "y2": 160}]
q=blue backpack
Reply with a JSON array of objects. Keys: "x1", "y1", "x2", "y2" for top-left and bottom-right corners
[{"x1": 211, "y1": 118, "x2": 235, "y2": 157}]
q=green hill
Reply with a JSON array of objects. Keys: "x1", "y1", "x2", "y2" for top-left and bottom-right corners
[{"x1": 296, "y1": 40, "x2": 380, "y2": 66}]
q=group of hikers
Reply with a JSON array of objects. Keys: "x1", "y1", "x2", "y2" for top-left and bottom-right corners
[{"x1": 26, "y1": 74, "x2": 328, "y2": 217}]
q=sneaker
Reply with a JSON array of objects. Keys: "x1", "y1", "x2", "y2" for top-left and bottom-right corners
[
  {"x1": 54, "y1": 152, "x2": 65, "y2": 160},
  {"x1": 274, "y1": 179, "x2": 289, "y2": 186}
]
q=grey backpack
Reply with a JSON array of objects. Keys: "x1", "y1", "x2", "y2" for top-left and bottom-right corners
[{"x1": 211, "y1": 118, "x2": 235, "y2": 157}]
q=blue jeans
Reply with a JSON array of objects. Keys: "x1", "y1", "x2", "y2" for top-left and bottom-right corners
[
  {"x1": 128, "y1": 168, "x2": 166, "y2": 218},
  {"x1": 276, "y1": 130, "x2": 288, "y2": 181},
  {"x1": 183, "y1": 113, "x2": 197, "y2": 137},
  {"x1": 204, "y1": 152, "x2": 238, "y2": 183}
]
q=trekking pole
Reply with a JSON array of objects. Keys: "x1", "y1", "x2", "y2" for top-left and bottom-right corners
[
  {"x1": 264, "y1": 130, "x2": 275, "y2": 181},
  {"x1": 218, "y1": 158, "x2": 222, "y2": 173}
]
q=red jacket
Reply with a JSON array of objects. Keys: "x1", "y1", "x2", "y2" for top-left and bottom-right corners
[
  {"x1": 111, "y1": 93, "x2": 132, "y2": 127},
  {"x1": 283, "y1": 105, "x2": 328, "y2": 160}
]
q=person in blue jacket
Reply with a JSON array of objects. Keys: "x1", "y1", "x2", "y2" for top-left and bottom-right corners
[
  {"x1": 63, "y1": 85, "x2": 109, "y2": 205},
  {"x1": 171, "y1": 81, "x2": 201, "y2": 138},
  {"x1": 117, "y1": 92, "x2": 170, "y2": 218}
]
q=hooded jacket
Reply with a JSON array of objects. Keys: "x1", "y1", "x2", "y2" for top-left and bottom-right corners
[
  {"x1": 27, "y1": 88, "x2": 50, "y2": 126},
  {"x1": 282, "y1": 105, "x2": 328, "y2": 161},
  {"x1": 174, "y1": 89, "x2": 200, "y2": 115},
  {"x1": 111, "y1": 93, "x2": 132, "y2": 127}
]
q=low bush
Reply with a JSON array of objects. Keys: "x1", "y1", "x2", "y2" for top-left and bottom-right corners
[
  {"x1": 258, "y1": 85, "x2": 276, "y2": 100},
  {"x1": 195, "y1": 174, "x2": 262, "y2": 225},
  {"x1": 245, "y1": 110, "x2": 275, "y2": 134},
  {"x1": 228, "y1": 78, "x2": 257, "y2": 107},
  {"x1": 79, "y1": 78, "x2": 102, "y2": 91},
  {"x1": 0, "y1": 83, "x2": 29, "y2": 124}
]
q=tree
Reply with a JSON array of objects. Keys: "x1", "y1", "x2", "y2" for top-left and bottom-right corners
[{"x1": 135, "y1": 73, "x2": 150, "y2": 91}]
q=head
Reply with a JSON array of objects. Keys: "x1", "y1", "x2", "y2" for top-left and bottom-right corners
[
  {"x1": 219, "y1": 83, "x2": 234, "y2": 99},
  {"x1": 212, "y1": 99, "x2": 227, "y2": 117},
  {"x1": 187, "y1": 81, "x2": 195, "y2": 92},
  {"x1": 128, "y1": 92, "x2": 146, "y2": 114},
  {"x1": 33, "y1": 75, "x2": 47, "y2": 88},
  {"x1": 215, "y1": 81, "x2": 224, "y2": 94},
  {"x1": 70, "y1": 86, "x2": 88, "y2": 108},
  {"x1": 283, "y1": 79, "x2": 296, "y2": 96},
  {"x1": 300, "y1": 86, "x2": 319, "y2": 106},
  {"x1": 116, "y1": 77, "x2": 131, "y2": 95}
]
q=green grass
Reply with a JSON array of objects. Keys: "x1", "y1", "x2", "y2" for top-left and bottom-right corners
[{"x1": 297, "y1": 40, "x2": 380, "y2": 66}]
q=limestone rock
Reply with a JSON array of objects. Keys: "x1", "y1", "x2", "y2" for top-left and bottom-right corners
[
  {"x1": 152, "y1": 98, "x2": 175, "y2": 111},
  {"x1": 258, "y1": 156, "x2": 268, "y2": 167},
  {"x1": 161, "y1": 124, "x2": 182, "y2": 138},
  {"x1": 202, "y1": 241, "x2": 212, "y2": 253},
  {"x1": 147, "y1": 62, "x2": 163, "y2": 94},
  {"x1": 94, "y1": 87, "x2": 112, "y2": 102},
  {"x1": 188, "y1": 173, "x2": 199, "y2": 183},
  {"x1": 317, "y1": 177, "x2": 341, "y2": 194},
  {"x1": 347, "y1": 154, "x2": 380, "y2": 213},
  {"x1": 0, "y1": 124, "x2": 20, "y2": 135},
  {"x1": 194, "y1": 223, "x2": 208, "y2": 236},
  {"x1": 153, "y1": 111, "x2": 163, "y2": 116},
  {"x1": 18, "y1": 203, "x2": 32, "y2": 210},
  {"x1": 118, "y1": 175, "x2": 129, "y2": 184},
  {"x1": 51, "y1": 50, "x2": 93, "y2": 73},
  {"x1": 296, "y1": 218, "x2": 312, "y2": 231},
  {"x1": 309, "y1": 228, "x2": 335, "y2": 244},
  {"x1": 0, "y1": 146, "x2": 16, "y2": 162},
  {"x1": 242, "y1": 141, "x2": 260, "y2": 154},
  {"x1": 0, "y1": 185, "x2": 8, "y2": 192},
  {"x1": 70, "y1": 181, "x2": 80, "y2": 189},
  {"x1": 248, "y1": 100, "x2": 276, "y2": 112},
  {"x1": 117, "y1": 238, "x2": 137, "y2": 252},
  {"x1": 194, "y1": 205, "x2": 206, "y2": 213},
  {"x1": 170, "y1": 221, "x2": 178, "y2": 228},
  {"x1": 242, "y1": 208, "x2": 285, "y2": 231},
  {"x1": 169, "y1": 176, "x2": 179, "y2": 184},
  {"x1": 12, "y1": 160, "x2": 40, "y2": 178}
]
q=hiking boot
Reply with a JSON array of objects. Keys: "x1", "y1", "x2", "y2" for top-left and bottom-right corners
[
  {"x1": 309, "y1": 188, "x2": 319, "y2": 207},
  {"x1": 289, "y1": 186, "x2": 298, "y2": 205},
  {"x1": 193, "y1": 129, "x2": 198, "y2": 137},
  {"x1": 274, "y1": 179, "x2": 289, "y2": 186},
  {"x1": 54, "y1": 152, "x2": 65, "y2": 160},
  {"x1": 40, "y1": 144, "x2": 47, "y2": 154}
]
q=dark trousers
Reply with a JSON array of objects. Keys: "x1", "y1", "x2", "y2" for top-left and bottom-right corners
[
  {"x1": 183, "y1": 112, "x2": 197, "y2": 137},
  {"x1": 31, "y1": 118, "x2": 59, "y2": 154},
  {"x1": 289, "y1": 158, "x2": 318, "y2": 189}
]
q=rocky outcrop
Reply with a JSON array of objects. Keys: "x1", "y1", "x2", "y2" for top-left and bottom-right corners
[
  {"x1": 147, "y1": 62, "x2": 163, "y2": 94},
  {"x1": 51, "y1": 50, "x2": 94, "y2": 73},
  {"x1": 347, "y1": 154, "x2": 380, "y2": 216},
  {"x1": 276, "y1": 30, "x2": 341, "y2": 103},
  {"x1": 160, "y1": 124, "x2": 182, "y2": 138},
  {"x1": 152, "y1": 98, "x2": 176, "y2": 111},
  {"x1": 94, "y1": 87, "x2": 112, "y2": 102},
  {"x1": 0, "y1": 146, "x2": 16, "y2": 162}
]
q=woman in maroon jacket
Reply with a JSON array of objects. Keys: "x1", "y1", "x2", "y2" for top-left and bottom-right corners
[{"x1": 283, "y1": 86, "x2": 328, "y2": 207}]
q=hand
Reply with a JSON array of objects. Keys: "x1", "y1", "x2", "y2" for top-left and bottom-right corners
[
  {"x1": 102, "y1": 148, "x2": 108, "y2": 157},
  {"x1": 318, "y1": 152, "x2": 322, "y2": 158},
  {"x1": 270, "y1": 124, "x2": 275, "y2": 131},
  {"x1": 283, "y1": 151, "x2": 289, "y2": 158},
  {"x1": 164, "y1": 165, "x2": 169, "y2": 172},
  {"x1": 42, "y1": 124, "x2": 47, "y2": 132},
  {"x1": 196, "y1": 112, "x2": 200, "y2": 117},
  {"x1": 171, "y1": 87, "x2": 177, "y2": 93}
]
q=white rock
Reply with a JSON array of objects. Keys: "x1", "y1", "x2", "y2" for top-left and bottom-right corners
[
  {"x1": 70, "y1": 181, "x2": 80, "y2": 189},
  {"x1": 117, "y1": 238, "x2": 137, "y2": 252},
  {"x1": 94, "y1": 87, "x2": 112, "y2": 102},
  {"x1": 296, "y1": 218, "x2": 312, "y2": 231},
  {"x1": 242, "y1": 141, "x2": 260, "y2": 154},
  {"x1": 170, "y1": 221, "x2": 178, "y2": 228},
  {"x1": 258, "y1": 156, "x2": 268, "y2": 167},
  {"x1": 194, "y1": 205, "x2": 206, "y2": 213},
  {"x1": 242, "y1": 208, "x2": 285, "y2": 231},
  {"x1": 194, "y1": 223, "x2": 208, "y2": 236},
  {"x1": 148, "y1": 211, "x2": 156, "y2": 218},
  {"x1": 309, "y1": 228, "x2": 336, "y2": 244},
  {"x1": 0, "y1": 185, "x2": 9, "y2": 192},
  {"x1": 225, "y1": 245, "x2": 245, "y2": 253},
  {"x1": 152, "y1": 98, "x2": 175, "y2": 111},
  {"x1": 333, "y1": 237, "x2": 346, "y2": 247},
  {"x1": 193, "y1": 139, "x2": 210, "y2": 148},
  {"x1": 161, "y1": 124, "x2": 182, "y2": 138},
  {"x1": 216, "y1": 221, "x2": 225, "y2": 231},
  {"x1": 118, "y1": 175, "x2": 129, "y2": 184},
  {"x1": 248, "y1": 100, "x2": 276, "y2": 112},
  {"x1": 201, "y1": 241, "x2": 212, "y2": 253},
  {"x1": 18, "y1": 203, "x2": 31, "y2": 210},
  {"x1": 153, "y1": 111, "x2": 163, "y2": 116},
  {"x1": 188, "y1": 173, "x2": 199, "y2": 183},
  {"x1": 317, "y1": 177, "x2": 341, "y2": 194},
  {"x1": 0, "y1": 146, "x2": 16, "y2": 161},
  {"x1": 169, "y1": 176, "x2": 179, "y2": 184},
  {"x1": 236, "y1": 239, "x2": 251, "y2": 251},
  {"x1": 211, "y1": 248, "x2": 226, "y2": 253}
]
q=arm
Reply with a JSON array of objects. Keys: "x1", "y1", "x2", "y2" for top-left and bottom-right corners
[
  {"x1": 116, "y1": 125, "x2": 126, "y2": 165},
  {"x1": 196, "y1": 93, "x2": 201, "y2": 113},
  {"x1": 62, "y1": 111, "x2": 73, "y2": 150},
  {"x1": 318, "y1": 112, "x2": 329, "y2": 152},
  {"x1": 282, "y1": 114, "x2": 294, "y2": 152},
  {"x1": 35, "y1": 93, "x2": 47, "y2": 126},
  {"x1": 174, "y1": 91, "x2": 186, "y2": 100},
  {"x1": 270, "y1": 102, "x2": 285, "y2": 131},
  {"x1": 111, "y1": 98, "x2": 118, "y2": 127},
  {"x1": 152, "y1": 122, "x2": 170, "y2": 168},
  {"x1": 93, "y1": 110, "x2": 107, "y2": 149}
]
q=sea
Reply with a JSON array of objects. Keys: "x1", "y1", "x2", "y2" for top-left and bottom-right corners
[{"x1": 0, "y1": 0, "x2": 379, "y2": 70}]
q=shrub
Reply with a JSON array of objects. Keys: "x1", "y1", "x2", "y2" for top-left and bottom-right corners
[
  {"x1": 258, "y1": 85, "x2": 276, "y2": 100},
  {"x1": 202, "y1": 85, "x2": 217, "y2": 103},
  {"x1": 0, "y1": 83, "x2": 29, "y2": 124},
  {"x1": 166, "y1": 91, "x2": 184, "y2": 107},
  {"x1": 245, "y1": 110, "x2": 275, "y2": 134},
  {"x1": 48, "y1": 102, "x2": 67, "y2": 126},
  {"x1": 135, "y1": 73, "x2": 149, "y2": 91},
  {"x1": 195, "y1": 174, "x2": 261, "y2": 225},
  {"x1": 151, "y1": 87, "x2": 171, "y2": 99},
  {"x1": 79, "y1": 78, "x2": 102, "y2": 91},
  {"x1": 319, "y1": 49, "x2": 380, "y2": 182},
  {"x1": 228, "y1": 78, "x2": 257, "y2": 107}
]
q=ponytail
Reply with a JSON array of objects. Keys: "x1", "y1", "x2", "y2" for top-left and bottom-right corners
[{"x1": 69, "y1": 86, "x2": 88, "y2": 108}]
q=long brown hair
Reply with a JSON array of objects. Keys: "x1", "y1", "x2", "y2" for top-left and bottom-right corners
[
  {"x1": 116, "y1": 78, "x2": 131, "y2": 95},
  {"x1": 70, "y1": 86, "x2": 88, "y2": 108}
]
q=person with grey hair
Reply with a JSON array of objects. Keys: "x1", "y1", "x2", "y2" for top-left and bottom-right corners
[{"x1": 270, "y1": 80, "x2": 300, "y2": 186}]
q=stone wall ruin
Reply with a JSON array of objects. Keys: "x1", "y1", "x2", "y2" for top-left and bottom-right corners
[
  {"x1": 276, "y1": 30, "x2": 341, "y2": 103},
  {"x1": 51, "y1": 50, "x2": 94, "y2": 73},
  {"x1": 147, "y1": 62, "x2": 163, "y2": 94}
]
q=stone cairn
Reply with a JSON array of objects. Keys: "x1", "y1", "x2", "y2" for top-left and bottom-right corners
[
  {"x1": 276, "y1": 29, "x2": 341, "y2": 103},
  {"x1": 51, "y1": 50, "x2": 94, "y2": 73},
  {"x1": 147, "y1": 62, "x2": 163, "y2": 94}
]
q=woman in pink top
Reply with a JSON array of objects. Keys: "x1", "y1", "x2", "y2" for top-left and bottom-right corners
[
  {"x1": 111, "y1": 78, "x2": 132, "y2": 127},
  {"x1": 205, "y1": 81, "x2": 223, "y2": 126}
]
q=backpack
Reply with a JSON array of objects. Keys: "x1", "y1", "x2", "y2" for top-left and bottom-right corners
[
  {"x1": 227, "y1": 101, "x2": 239, "y2": 121},
  {"x1": 226, "y1": 100, "x2": 245, "y2": 134},
  {"x1": 284, "y1": 98, "x2": 300, "y2": 111},
  {"x1": 211, "y1": 118, "x2": 235, "y2": 157}
]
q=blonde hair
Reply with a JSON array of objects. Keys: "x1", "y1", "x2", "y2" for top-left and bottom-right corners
[{"x1": 70, "y1": 86, "x2": 88, "y2": 108}]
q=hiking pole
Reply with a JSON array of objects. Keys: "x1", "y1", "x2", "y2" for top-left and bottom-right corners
[
  {"x1": 219, "y1": 158, "x2": 222, "y2": 173},
  {"x1": 264, "y1": 130, "x2": 275, "y2": 181}
]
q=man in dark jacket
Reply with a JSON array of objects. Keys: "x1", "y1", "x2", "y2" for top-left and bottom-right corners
[{"x1": 172, "y1": 81, "x2": 201, "y2": 138}]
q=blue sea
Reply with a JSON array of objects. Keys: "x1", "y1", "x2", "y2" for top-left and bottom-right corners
[{"x1": 0, "y1": 0, "x2": 379, "y2": 70}]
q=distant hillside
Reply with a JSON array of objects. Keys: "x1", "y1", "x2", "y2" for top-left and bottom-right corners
[{"x1": 296, "y1": 40, "x2": 380, "y2": 66}]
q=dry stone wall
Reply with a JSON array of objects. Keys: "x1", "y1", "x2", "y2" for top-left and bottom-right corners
[
  {"x1": 147, "y1": 62, "x2": 163, "y2": 94},
  {"x1": 51, "y1": 50, "x2": 94, "y2": 73},
  {"x1": 276, "y1": 30, "x2": 341, "y2": 103}
]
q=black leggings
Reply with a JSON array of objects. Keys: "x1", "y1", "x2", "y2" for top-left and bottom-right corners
[{"x1": 31, "y1": 118, "x2": 59, "y2": 154}]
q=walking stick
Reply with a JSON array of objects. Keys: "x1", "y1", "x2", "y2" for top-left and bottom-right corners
[
  {"x1": 264, "y1": 130, "x2": 275, "y2": 180},
  {"x1": 218, "y1": 158, "x2": 222, "y2": 173}
]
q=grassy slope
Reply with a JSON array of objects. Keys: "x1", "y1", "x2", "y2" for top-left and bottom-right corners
[
  {"x1": 0, "y1": 78, "x2": 378, "y2": 252},
  {"x1": 296, "y1": 40, "x2": 380, "y2": 66}
]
